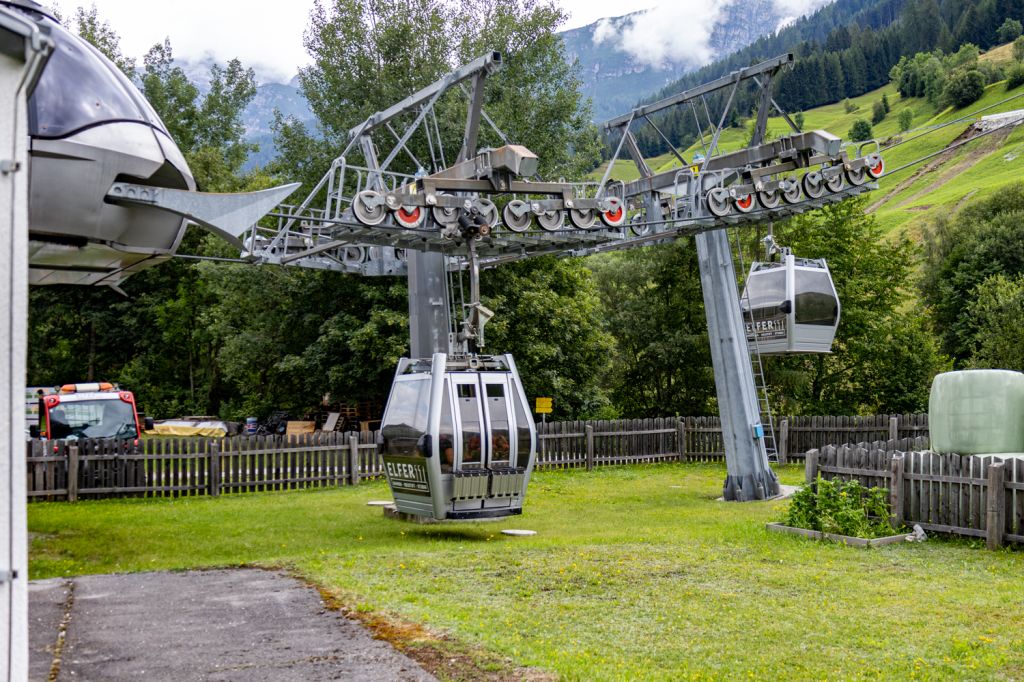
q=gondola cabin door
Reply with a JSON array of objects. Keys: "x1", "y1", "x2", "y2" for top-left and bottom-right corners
[{"x1": 449, "y1": 373, "x2": 517, "y2": 470}]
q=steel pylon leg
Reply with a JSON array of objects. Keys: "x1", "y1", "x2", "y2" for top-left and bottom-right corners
[
  {"x1": 695, "y1": 230, "x2": 781, "y2": 501},
  {"x1": 407, "y1": 251, "x2": 451, "y2": 357}
]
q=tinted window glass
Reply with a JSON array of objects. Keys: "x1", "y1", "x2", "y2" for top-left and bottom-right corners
[
  {"x1": 439, "y1": 382, "x2": 454, "y2": 472},
  {"x1": 28, "y1": 19, "x2": 167, "y2": 138},
  {"x1": 381, "y1": 378, "x2": 430, "y2": 457},
  {"x1": 741, "y1": 269, "x2": 786, "y2": 313},
  {"x1": 484, "y1": 382, "x2": 511, "y2": 466},
  {"x1": 47, "y1": 399, "x2": 136, "y2": 440},
  {"x1": 457, "y1": 382, "x2": 483, "y2": 467},
  {"x1": 512, "y1": 387, "x2": 533, "y2": 468},
  {"x1": 795, "y1": 270, "x2": 839, "y2": 326}
]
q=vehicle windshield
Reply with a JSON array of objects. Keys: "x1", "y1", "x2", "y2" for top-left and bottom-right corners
[{"x1": 47, "y1": 399, "x2": 137, "y2": 440}]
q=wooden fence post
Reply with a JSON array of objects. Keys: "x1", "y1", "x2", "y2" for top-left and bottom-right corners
[
  {"x1": 209, "y1": 442, "x2": 221, "y2": 497},
  {"x1": 986, "y1": 462, "x2": 1006, "y2": 550},
  {"x1": 889, "y1": 452, "x2": 904, "y2": 528},
  {"x1": 676, "y1": 419, "x2": 687, "y2": 463},
  {"x1": 889, "y1": 416, "x2": 899, "y2": 443},
  {"x1": 778, "y1": 419, "x2": 789, "y2": 465},
  {"x1": 585, "y1": 425, "x2": 594, "y2": 471},
  {"x1": 805, "y1": 449, "x2": 818, "y2": 486},
  {"x1": 349, "y1": 435, "x2": 360, "y2": 486},
  {"x1": 67, "y1": 445, "x2": 79, "y2": 503}
]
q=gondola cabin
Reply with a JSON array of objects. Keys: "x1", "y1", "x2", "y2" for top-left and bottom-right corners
[
  {"x1": 740, "y1": 253, "x2": 840, "y2": 354},
  {"x1": 379, "y1": 353, "x2": 536, "y2": 521}
]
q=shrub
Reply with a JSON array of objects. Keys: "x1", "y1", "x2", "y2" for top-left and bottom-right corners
[
  {"x1": 871, "y1": 100, "x2": 887, "y2": 124},
  {"x1": 881, "y1": 92, "x2": 891, "y2": 113},
  {"x1": 1008, "y1": 62, "x2": 1024, "y2": 90},
  {"x1": 898, "y1": 108, "x2": 914, "y2": 132},
  {"x1": 783, "y1": 477, "x2": 898, "y2": 538},
  {"x1": 1015, "y1": 35, "x2": 1024, "y2": 62},
  {"x1": 848, "y1": 118, "x2": 873, "y2": 141},
  {"x1": 942, "y1": 69, "x2": 985, "y2": 108},
  {"x1": 843, "y1": 98, "x2": 858, "y2": 113},
  {"x1": 793, "y1": 111, "x2": 805, "y2": 130},
  {"x1": 998, "y1": 18, "x2": 1023, "y2": 44}
]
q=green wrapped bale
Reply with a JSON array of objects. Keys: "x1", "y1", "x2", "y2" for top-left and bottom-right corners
[{"x1": 929, "y1": 370, "x2": 1024, "y2": 454}]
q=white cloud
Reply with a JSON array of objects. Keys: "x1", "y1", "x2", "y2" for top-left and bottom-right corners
[
  {"x1": 772, "y1": 0, "x2": 834, "y2": 32},
  {"x1": 591, "y1": 3, "x2": 725, "y2": 69}
]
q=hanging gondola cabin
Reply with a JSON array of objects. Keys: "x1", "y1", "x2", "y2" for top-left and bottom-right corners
[
  {"x1": 378, "y1": 353, "x2": 536, "y2": 521},
  {"x1": 740, "y1": 253, "x2": 840, "y2": 354}
]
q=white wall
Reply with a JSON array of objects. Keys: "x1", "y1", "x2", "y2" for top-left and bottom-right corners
[{"x1": 0, "y1": 12, "x2": 50, "y2": 678}]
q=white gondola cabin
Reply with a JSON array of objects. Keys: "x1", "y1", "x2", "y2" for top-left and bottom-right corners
[
  {"x1": 740, "y1": 253, "x2": 840, "y2": 354},
  {"x1": 379, "y1": 353, "x2": 536, "y2": 521}
]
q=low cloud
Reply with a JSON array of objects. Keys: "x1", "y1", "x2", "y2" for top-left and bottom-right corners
[
  {"x1": 592, "y1": 0, "x2": 835, "y2": 69},
  {"x1": 592, "y1": 4, "x2": 723, "y2": 69}
]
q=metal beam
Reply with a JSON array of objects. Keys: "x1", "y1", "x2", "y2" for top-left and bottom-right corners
[
  {"x1": 347, "y1": 51, "x2": 502, "y2": 141},
  {"x1": 603, "y1": 54, "x2": 793, "y2": 130},
  {"x1": 695, "y1": 229, "x2": 780, "y2": 501}
]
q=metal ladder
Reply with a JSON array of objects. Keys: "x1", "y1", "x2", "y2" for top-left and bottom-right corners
[{"x1": 749, "y1": 342, "x2": 779, "y2": 463}]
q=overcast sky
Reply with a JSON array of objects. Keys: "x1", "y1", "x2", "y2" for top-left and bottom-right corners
[{"x1": 46, "y1": 0, "x2": 825, "y2": 83}]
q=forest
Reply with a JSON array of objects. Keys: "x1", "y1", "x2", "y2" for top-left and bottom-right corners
[{"x1": 27, "y1": 0, "x2": 1024, "y2": 422}]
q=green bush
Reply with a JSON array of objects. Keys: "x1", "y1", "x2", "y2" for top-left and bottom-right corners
[
  {"x1": 783, "y1": 477, "x2": 899, "y2": 539},
  {"x1": 871, "y1": 100, "x2": 887, "y2": 124},
  {"x1": 843, "y1": 98, "x2": 858, "y2": 113},
  {"x1": 1015, "y1": 35, "x2": 1024, "y2": 62},
  {"x1": 1008, "y1": 62, "x2": 1024, "y2": 90},
  {"x1": 848, "y1": 118, "x2": 873, "y2": 141},
  {"x1": 943, "y1": 69, "x2": 986, "y2": 108},
  {"x1": 898, "y1": 108, "x2": 914, "y2": 131}
]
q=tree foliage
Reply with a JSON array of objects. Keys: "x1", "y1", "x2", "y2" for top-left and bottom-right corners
[
  {"x1": 591, "y1": 242, "x2": 715, "y2": 418},
  {"x1": 758, "y1": 198, "x2": 948, "y2": 414},
  {"x1": 920, "y1": 183, "x2": 1024, "y2": 364},
  {"x1": 965, "y1": 274, "x2": 1024, "y2": 371},
  {"x1": 71, "y1": 5, "x2": 135, "y2": 76},
  {"x1": 849, "y1": 119, "x2": 874, "y2": 141}
]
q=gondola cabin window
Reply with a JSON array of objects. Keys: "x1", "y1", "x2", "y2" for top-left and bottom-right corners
[
  {"x1": 381, "y1": 377, "x2": 430, "y2": 457},
  {"x1": 439, "y1": 384, "x2": 455, "y2": 472},
  {"x1": 794, "y1": 270, "x2": 839, "y2": 326},
  {"x1": 744, "y1": 267, "x2": 786, "y2": 317},
  {"x1": 457, "y1": 383, "x2": 483, "y2": 467},
  {"x1": 486, "y1": 383, "x2": 511, "y2": 465}
]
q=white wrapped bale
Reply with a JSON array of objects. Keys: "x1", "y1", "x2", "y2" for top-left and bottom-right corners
[{"x1": 929, "y1": 370, "x2": 1024, "y2": 454}]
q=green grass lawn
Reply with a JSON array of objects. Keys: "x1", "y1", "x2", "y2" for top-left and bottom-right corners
[{"x1": 29, "y1": 463, "x2": 1024, "y2": 680}]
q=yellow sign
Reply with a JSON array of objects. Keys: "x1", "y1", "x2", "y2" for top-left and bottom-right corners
[{"x1": 535, "y1": 397, "x2": 552, "y2": 414}]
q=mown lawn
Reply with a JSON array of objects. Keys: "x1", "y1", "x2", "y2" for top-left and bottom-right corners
[{"x1": 29, "y1": 463, "x2": 1024, "y2": 680}]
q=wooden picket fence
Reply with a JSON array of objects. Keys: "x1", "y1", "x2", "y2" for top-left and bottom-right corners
[
  {"x1": 26, "y1": 413, "x2": 933, "y2": 501},
  {"x1": 806, "y1": 440, "x2": 1024, "y2": 549},
  {"x1": 26, "y1": 431, "x2": 380, "y2": 502}
]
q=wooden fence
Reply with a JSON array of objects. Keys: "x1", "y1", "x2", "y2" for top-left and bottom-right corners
[
  {"x1": 535, "y1": 413, "x2": 929, "y2": 465},
  {"x1": 26, "y1": 413, "x2": 933, "y2": 501},
  {"x1": 27, "y1": 431, "x2": 380, "y2": 502},
  {"x1": 806, "y1": 440, "x2": 1024, "y2": 549}
]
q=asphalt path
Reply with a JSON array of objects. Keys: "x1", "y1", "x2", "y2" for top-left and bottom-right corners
[{"x1": 29, "y1": 568, "x2": 437, "y2": 681}]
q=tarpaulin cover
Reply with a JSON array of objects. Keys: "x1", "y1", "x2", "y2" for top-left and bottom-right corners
[
  {"x1": 929, "y1": 370, "x2": 1024, "y2": 454},
  {"x1": 151, "y1": 420, "x2": 229, "y2": 437}
]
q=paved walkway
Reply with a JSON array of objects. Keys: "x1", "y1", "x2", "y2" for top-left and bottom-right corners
[{"x1": 29, "y1": 569, "x2": 437, "y2": 681}]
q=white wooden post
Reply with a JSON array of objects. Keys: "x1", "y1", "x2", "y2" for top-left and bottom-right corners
[{"x1": 0, "y1": 13, "x2": 52, "y2": 679}]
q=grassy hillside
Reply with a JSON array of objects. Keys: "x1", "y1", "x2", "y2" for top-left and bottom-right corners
[{"x1": 592, "y1": 46, "x2": 1024, "y2": 238}]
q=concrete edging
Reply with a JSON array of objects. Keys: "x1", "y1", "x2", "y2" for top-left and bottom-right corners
[{"x1": 765, "y1": 522, "x2": 909, "y2": 547}]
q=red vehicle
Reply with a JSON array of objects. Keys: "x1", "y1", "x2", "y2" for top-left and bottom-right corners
[{"x1": 30, "y1": 383, "x2": 152, "y2": 441}]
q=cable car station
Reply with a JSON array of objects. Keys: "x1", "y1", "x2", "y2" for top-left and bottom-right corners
[{"x1": 3, "y1": 0, "x2": 884, "y2": 522}]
